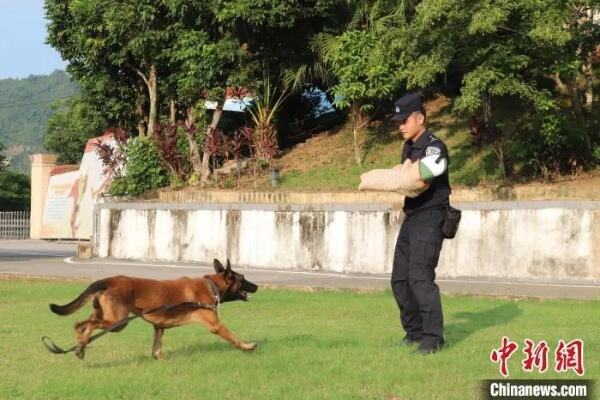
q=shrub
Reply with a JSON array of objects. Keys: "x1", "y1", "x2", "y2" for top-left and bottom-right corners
[
  {"x1": 512, "y1": 111, "x2": 588, "y2": 179},
  {"x1": 0, "y1": 170, "x2": 30, "y2": 210},
  {"x1": 108, "y1": 137, "x2": 169, "y2": 197},
  {"x1": 152, "y1": 123, "x2": 192, "y2": 183},
  {"x1": 593, "y1": 145, "x2": 600, "y2": 165}
]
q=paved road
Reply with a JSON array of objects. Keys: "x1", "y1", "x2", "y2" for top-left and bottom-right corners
[{"x1": 1, "y1": 240, "x2": 599, "y2": 299}]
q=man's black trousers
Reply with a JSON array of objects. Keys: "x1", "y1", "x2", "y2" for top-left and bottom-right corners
[{"x1": 391, "y1": 207, "x2": 445, "y2": 346}]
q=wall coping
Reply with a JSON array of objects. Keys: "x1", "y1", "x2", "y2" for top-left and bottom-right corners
[
  {"x1": 134, "y1": 182, "x2": 600, "y2": 204},
  {"x1": 98, "y1": 200, "x2": 600, "y2": 212}
]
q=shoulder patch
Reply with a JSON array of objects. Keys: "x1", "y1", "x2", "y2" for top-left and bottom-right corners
[{"x1": 425, "y1": 146, "x2": 441, "y2": 157}]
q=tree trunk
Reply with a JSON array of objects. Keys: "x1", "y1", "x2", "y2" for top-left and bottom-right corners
[
  {"x1": 134, "y1": 65, "x2": 158, "y2": 138},
  {"x1": 494, "y1": 141, "x2": 506, "y2": 179},
  {"x1": 134, "y1": 89, "x2": 147, "y2": 137},
  {"x1": 137, "y1": 121, "x2": 146, "y2": 137},
  {"x1": 136, "y1": 103, "x2": 146, "y2": 137},
  {"x1": 350, "y1": 103, "x2": 360, "y2": 166},
  {"x1": 147, "y1": 65, "x2": 158, "y2": 137},
  {"x1": 583, "y1": 56, "x2": 593, "y2": 113},
  {"x1": 352, "y1": 122, "x2": 362, "y2": 166},
  {"x1": 583, "y1": 7, "x2": 594, "y2": 112},
  {"x1": 185, "y1": 106, "x2": 203, "y2": 180},
  {"x1": 201, "y1": 104, "x2": 223, "y2": 185},
  {"x1": 170, "y1": 99, "x2": 176, "y2": 124},
  {"x1": 482, "y1": 92, "x2": 492, "y2": 127},
  {"x1": 482, "y1": 92, "x2": 508, "y2": 174},
  {"x1": 551, "y1": 73, "x2": 570, "y2": 96},
  {"x1": 350, "y1": 102, "x2": 369, "y2": 166},
  {"x1": 567, "y1": 77, "x2": 592, "y2": 153}
]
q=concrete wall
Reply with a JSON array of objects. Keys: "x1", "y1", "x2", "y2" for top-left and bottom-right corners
[
  {"x1": 93, "y1": 200, "x2": 600, "y2": 283},
  {"x1": 29, "y1": 154, "x2": 58, "y2": 239},
  {"x1": 439, "y1": 202, "x2": 600, "y2": 282}
]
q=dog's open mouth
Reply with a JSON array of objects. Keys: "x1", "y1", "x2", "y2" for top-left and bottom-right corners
[{"x1": 239, "y1": 291, "x2": 249, "y2": 301}]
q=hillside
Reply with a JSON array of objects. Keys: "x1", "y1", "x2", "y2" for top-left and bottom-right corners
[
  {"x1": 0, "y1": 70, "x2": 78, "y2": 174},
  {"x1": 227, "y1": 95, "x2": 600, "y2": 192}
]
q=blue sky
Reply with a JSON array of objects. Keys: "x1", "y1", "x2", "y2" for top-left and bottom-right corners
[{"x1": 0, "y1": 0, "x2": 67, "y2": 79}]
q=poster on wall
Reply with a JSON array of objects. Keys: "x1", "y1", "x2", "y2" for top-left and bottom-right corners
[{"x1": 40, "y1": 132, "x2": 117, "y2": 239}]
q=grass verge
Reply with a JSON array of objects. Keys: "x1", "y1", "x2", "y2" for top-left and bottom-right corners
[{"x1": 1, "y1": 278, "x2": 597, "y2": 399}]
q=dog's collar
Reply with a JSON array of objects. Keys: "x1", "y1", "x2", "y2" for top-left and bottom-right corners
[{"x1": 205, "y1": 279, "x2": 221, "y2": 308}]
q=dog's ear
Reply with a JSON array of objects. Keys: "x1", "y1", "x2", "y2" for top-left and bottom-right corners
[
  {"x1": 213, "y1": 259, "x2": 225, "y2": 273},
  {"x1": 225, "y1": 259, "x2": 232, "y2": 277}
]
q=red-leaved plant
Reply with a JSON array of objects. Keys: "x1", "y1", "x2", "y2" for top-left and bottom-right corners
[
  {"x1": 153, "y1": 122, "x2": 187, "y2": 182},
  {"x1": 94, "y1": 127, "x2": 128, "y2": 178}
]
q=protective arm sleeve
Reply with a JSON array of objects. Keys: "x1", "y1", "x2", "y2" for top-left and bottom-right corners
[{"x1": 358, "y1": 159, "x2": 429, "y2": 198}]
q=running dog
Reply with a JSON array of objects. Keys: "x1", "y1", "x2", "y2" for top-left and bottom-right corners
[{"x1": 49, "y1": 259, "x2": 258, "y2": 359}]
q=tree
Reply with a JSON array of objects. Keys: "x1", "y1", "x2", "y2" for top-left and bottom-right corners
[
  {"x1": 44, "y1": 0, "x2": 382, "y2": 190},
  {"x1": 213, "y1": 0, "x2": 347, "y2": 98},
  {"x1": 45, "y1": 96, "x2": 108, "y2": 164},
  {"x1": 315, "y1": 0, "x2": 403, "y2": 165},
  {"x1": 380, "y1": 0, "x2": 600, "y2": 175},
  {"x1": 324, "y1": 30, "x2": 400, "y2": 165},
  {"x1": 169, "y1": 24, "x2": 247, "y2": 183},
  {"x1": 45, "y1": 0, "x2": 179, "y2": 137},
  {"x1": 0, "y1": 168, "x2": 30, "y2": 211},
  {"x1": 170, "y1": 0, "x2": 343, "y2": 182},
  {"x1": 0, "y1": 141, "x2": 8, "y2": 170},
  {"x1": 71, "y1": 67, "x2": 143, "y2": 135}
]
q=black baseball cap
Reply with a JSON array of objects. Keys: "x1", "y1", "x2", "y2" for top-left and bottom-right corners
[{"x1": 391, "y1": 93, "x2": 422, "y2": 122}]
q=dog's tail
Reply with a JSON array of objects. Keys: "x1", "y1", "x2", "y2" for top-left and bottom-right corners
[{"x1": 49, "y1": 280, "x2": 108, "y2": 316}]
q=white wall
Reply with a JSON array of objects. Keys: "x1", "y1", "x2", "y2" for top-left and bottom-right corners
[{"x1": 93, "y1": 202, "x2": 600, "y2": 282}]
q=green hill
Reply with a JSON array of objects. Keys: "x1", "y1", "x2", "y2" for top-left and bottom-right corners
[{"x1": 0, "y1": 70, "x2": 79, "y2": 174}]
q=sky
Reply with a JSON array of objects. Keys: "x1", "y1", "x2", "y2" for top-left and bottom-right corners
[{"x1": 0, "y1": 0, "x2": 67, "y2": 79}]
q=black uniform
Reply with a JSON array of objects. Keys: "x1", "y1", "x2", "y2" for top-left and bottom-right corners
[{"x1": 391, "y1": 129, "x2": 451, "y2": 351}]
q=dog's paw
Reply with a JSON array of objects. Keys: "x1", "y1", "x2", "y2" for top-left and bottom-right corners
[
  {"x1": 74, "y1": 345, "x2": 85, "y2": 360},
  {"x1": 240, "y1": 342, "x2": 257, "y2": 351}
]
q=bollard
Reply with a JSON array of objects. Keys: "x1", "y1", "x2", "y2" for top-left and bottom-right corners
[
  {"x1": 77, "y1": 242, "x2": 92, "y2": 259},
  {"x1": 271, "y1": 167, "x2": 281, "y2": 187}
]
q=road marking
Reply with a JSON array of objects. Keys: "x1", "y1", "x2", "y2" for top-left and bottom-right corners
[
  {"x1": 61, "y1": 258, "x2": 600, "y2": 288},
  {"x1": 63, "y1": 257, "x2": 367, "y2": 279},
  {"x1": 436, "y1": 279, "x2": 600, "y2": 289},
  {"x1": 0, "y1": 249, "x2": 72, "y2": 257}
]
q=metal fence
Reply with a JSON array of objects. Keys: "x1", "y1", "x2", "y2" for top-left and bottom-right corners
[{"x1": 0, "y1": 211, "x2": 30, "y2": 239}]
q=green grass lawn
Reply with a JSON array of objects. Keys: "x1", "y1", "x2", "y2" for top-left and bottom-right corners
[{"x1": 1, "y1": 278, "x2": 597, "y2": 399}]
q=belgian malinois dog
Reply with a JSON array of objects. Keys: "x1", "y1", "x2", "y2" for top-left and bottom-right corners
[{"x1": 49, "y1": 259, "x2": 258, "y2": 360}]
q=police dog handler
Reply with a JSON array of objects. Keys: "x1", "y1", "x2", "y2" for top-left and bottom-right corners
[{"x1": 359, "y1": 93, "x2": 451, "y2": 354}]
